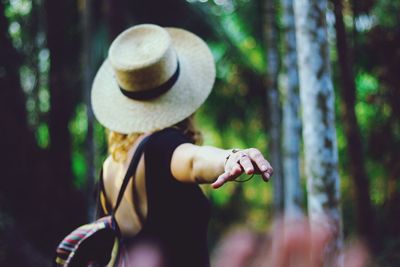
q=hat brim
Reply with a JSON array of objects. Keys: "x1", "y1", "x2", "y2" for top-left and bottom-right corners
[{"x1": 91, "y1": 27, "x2": 216, "y2": 134}]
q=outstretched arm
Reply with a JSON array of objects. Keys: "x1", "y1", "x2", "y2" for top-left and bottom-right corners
[{"x1": 170, "y1": 143, "x2": 273, "y2": 188}]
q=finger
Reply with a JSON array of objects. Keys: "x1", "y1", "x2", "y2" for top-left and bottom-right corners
[
  {"x1": 257, "y1": 160, "x2": 272, "y2": 182},
  {"x1": 230, "y1": 163, "x2": 243, "y2": 176},
  {"x1": 260, "y1": 168, "x2": 271, "y2": 182},
  {"x1": 248, "y1": 149, "x2": 268, "y2": 171},
  {"x1": 212, "y1": 172, "x2": 231, "y2": 189},
  {"x1": 238, "y1": 155, "x2": 254, "y2": 175},
  {"x1": 248, "y1": 149, "x2": 274, "y2": 178}
]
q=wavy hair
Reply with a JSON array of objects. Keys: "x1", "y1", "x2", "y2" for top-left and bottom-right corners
[{"x1": 107, "y1": 115, "x2": 203, "y2": 162}]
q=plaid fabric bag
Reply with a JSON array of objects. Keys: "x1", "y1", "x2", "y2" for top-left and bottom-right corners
[
  {"x1": 54, "y1": 136, "x2": 150, "y2": 267},
  {"x1": 54, "y1": 216, "x2": 118, "y2": 266}
]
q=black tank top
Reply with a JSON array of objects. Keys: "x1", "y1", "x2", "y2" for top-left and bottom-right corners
[{"x1": 121, "y1": 128, "x2": 211, "y2": 267}]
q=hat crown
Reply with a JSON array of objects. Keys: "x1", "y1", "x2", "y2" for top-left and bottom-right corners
[{"x1": 108, "y1": 24, "x2": 178, "y2": 92}]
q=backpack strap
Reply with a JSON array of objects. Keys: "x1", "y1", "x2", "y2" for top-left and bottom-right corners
[{"x1": 111, "y1": 135, "x2": 151, "y2": 224}]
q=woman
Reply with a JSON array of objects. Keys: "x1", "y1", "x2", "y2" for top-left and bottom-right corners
[{"x1": 91, "y1": 24, "x2": 273, "y2": 267}]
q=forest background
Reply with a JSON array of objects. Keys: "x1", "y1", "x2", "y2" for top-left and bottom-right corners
[{"x1": 1, "y1": 0, "x2": 399, "y2": 266}]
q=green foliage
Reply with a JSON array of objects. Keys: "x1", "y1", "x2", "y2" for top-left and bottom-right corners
[
  {"x1": 94, "y1": 121, "x2": 108, "y2": 170},
  {"x1": 218, "y1": 14, "x2": 265, "y2": 73},
  {"x1": 372, "y1": 0, "x2": 400, "y2": 28},
  {"x1": 367, "y1": 160, "x2": 387, "y2": 205},
  {"x1": 4, "y1": 0, "x2": 31, "y2": 48},
  {"x1": 36, "y1": 122, "x2": 49, "y2": 148},
  {"x1": 69, "y1": 104, "x2": 88, "y2": 188},
  {"x1": 355, "y1": 72, "x2": 379, "y2": 131},
  {"x1": 72, "y1": 151, "x2": 87, "y2": 188},
  {"x1": 199, "y1": 0, "x2": 266, "y2": 73},
  {"x1": 69, "y1": 104, "x2": 88, "y2": 145}
]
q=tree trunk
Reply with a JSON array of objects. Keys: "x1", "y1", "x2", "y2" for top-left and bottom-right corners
[
  {"x1": 44, "y1": 0, "x2": 86, "y2": 242},
  {"x1": 0, "y1": 0, "x2": 39, "y2": 214},
  {"x1": 281, "y1": 0, "x2": 303, "y2": 220},
  {"x1": 104, "y1": 0, "x2": 125, "y2": 40},
  {"x1": 294, "y1": 0, "x2": 343, "y2": 264},
  {"x1": 264, "y1": 0, "x2": 284, "y2": 214},
  {"x1": 45, "y1": 0, "x2": 75, "y2": 190},
  {"x1": 82, "y1": 0, "x2": 97, "y2": 221},
  {"x1": 331, "y1": 0, "x2": 376, "y2": 247}
]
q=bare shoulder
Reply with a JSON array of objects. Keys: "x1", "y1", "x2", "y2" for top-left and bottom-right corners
[
  {"x1": 102, "y1": 155, "x2": 123, "y2": 183},
  {"x1": 102, "y1": 142, "x2": 138, "y2": 183}
]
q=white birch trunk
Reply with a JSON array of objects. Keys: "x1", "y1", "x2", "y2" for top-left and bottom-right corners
[
  {"x1": 282, "y1": 0, "x2": 303, "y2": 220},
  {"x1": 294, "y1": 0, "x2": 343, "y2": 263},
  {"x1": 264, "y1": 0, "x2": 284, "y2": 213}
]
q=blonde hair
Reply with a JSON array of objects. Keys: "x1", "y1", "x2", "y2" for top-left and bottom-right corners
[{"x1": 107, "y1": 115, "x2": 203, "y2": 162}]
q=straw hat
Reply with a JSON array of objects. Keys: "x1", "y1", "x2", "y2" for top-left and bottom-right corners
[{"x1": 91, "y1": 24, "x2": 216, "y2": 134}]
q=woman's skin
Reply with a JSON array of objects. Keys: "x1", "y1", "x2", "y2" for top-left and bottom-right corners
[
  {"x1": 102, "y1": 134, "x2": 274, "y2": 235},
  {"x1": 171, "y1": 144, "x2": 273, "y2": 188}
]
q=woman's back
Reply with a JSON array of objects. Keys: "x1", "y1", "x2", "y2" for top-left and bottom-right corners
[{"x1": 103, "y1": 133, "x2": 149, "y2": 235}]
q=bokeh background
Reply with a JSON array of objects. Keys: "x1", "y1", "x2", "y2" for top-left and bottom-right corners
[{"x1": 1, "y1": 0, "x2": 399, "y2": 266}]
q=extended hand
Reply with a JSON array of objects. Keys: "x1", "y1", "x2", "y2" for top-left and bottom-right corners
[{"x1": 211, "y1": 148, "x2": 273, "y2": 189}]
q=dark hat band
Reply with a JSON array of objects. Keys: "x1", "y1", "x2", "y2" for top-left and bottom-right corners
[{"x1": 119, "y1": 62, "x2": 180, "y2": 101}]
